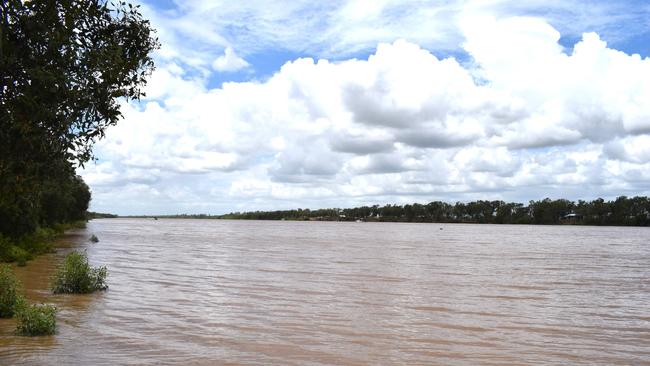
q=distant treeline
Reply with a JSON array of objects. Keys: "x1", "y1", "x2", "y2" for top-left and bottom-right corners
[
  {"x1": 213, "y1": 197, "x2": 650, "y2": 226},
  {"x1": 87, "y1": 212, "x2": 118, "y2": 219}
]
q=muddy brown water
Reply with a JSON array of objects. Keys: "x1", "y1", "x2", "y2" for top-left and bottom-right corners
[{"x1": 1, "y1": 219, "x2": 649, "y2": 365}]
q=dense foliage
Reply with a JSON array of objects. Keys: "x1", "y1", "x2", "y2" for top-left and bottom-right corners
[
  {"x1": 1, "y1": 0, "x2": 158, "y2": 167},
  {"x1": 51, "y1": 251, "x2": 108, "y2": 294},
  {"x1": 0, "y1": 222, "x2": 88, "y2": 264},
  {"x1": 0, "y1": 0, "x2": 158, "y2": 258},
  {"x1": 0, "y1": 264, "x2": 21, "y2": 317},
  {"x1": 216, "y1": 196, "x2": 650, "y2": 226},
  {"x1": 15, "y1": 303, "x2": 57, "y2": 336},
  {"x1": 87, "y1": 211, "x2": 119, "y2": 219}
]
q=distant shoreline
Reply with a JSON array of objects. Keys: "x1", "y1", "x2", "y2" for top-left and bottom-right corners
[{"x1": 94, "y1": 196, "x2": 650, "y2": 227}]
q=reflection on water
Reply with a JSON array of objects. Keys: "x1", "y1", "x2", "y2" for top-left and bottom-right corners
[{"x1": 1, "y1": 219, "x2": 649, "y2": 365}]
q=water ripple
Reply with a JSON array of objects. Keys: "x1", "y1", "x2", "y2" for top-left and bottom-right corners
[{"x1": 1, "y1": 219, "x2": 649, "y2": 365}]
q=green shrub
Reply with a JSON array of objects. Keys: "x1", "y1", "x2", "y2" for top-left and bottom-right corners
[
  {"x1": 0, "y1": 223, "x2": 84, "y2": 264},
  {"x1": 21, "y1": 228, "x2": 55, "y2": 255},
  {"x1": 0, "y1": 244, "x2": 29, "y2": 263},
  {"x1": 51, "y1": 224, "x2": 65, "y2": 234},
  {"x1": 14, "y1": 246, "x2": 32, "y2": 264},
  {"x1": 51, "y1": 251, "x2": 108, "y2": 294},
  {"x1": 32, "y1": 227, "x2": 57, "y2": 242},
  {"x1": 0, "y1": 264, "x2": 21, "y2": 317},
  {"x1": 15, "y1": 303, "x2": 57, "y2": 336},
  {"x1": 0, "y1": 235, "x2": 27, "y2": 263},
  {"x1": 52, "y1": 221, "x2": 87, "y2": 233},
  {"x1": 16, "y1": 257, "x2": 27, "y2": 267},
  {"x1": 71, "y1": 221, "x2": 88, "y2": 229},
  {"x1": 2, "y1": 265, "x2": 57, "y2": 336},
  {"x1": 0, "y1": 230, "x2": 52, "y2": 263}
]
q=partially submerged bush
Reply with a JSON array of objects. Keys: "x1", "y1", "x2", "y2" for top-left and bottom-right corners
[
  {"x1": 1, "y1": 222, "x2": 88, "y2": 264},
  {"x1": 89, "y1": 234, "x2": 99, "y2": 243},
  {"x1": 71, "y1": 221, "x2": 88, "y2": 229},
  {"x1": 52, "y1": 221, "x2": 87, "y2": 233},
  {"x1": 0, "y1": 230, "x2": 53, "y2": 264},
  {"x1": 16, "y1": 256, "x2": 28, "y2": 267},
  {"x1": 0, "y1": 235, "x2": 29, "y2": 263},
  {"x1": 0, "y1": 264, "x2": 22, "y2": 317},
  {"x1": 51, "y1": 251, "x2": 108, "y2": 294},
  {"x1": 1, "y1": 265, "x2": 57, "y2": 336},
  {"x1": 32, "y1": 227, "x2": 57, "y2": 243},
  {"x1": 15, "y1": 303, "x2": 57, "y2": 336},
  {"x1": 1, "y1": 245, "x2": 30, "y2": 264}
]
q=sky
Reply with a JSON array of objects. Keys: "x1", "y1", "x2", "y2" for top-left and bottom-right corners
[{"x1": 80, "y1": 0, "x2": 650, "y2": 215}]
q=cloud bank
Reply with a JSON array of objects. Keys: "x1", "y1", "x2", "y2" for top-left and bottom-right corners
[{"x1": 82, "y1": 13, "x2": 650, "y2": 214}]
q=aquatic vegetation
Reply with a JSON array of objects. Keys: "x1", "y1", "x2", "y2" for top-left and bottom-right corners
[
  {"x1": 53, "y1": 221, "x2": 87, "y2": 233},
  {"x1": 89, "y1": 234, "x2": 99, "y2": 243},
  {"x1": 0, "y1": 221, "x2": 91, "y2": 264},
  {"x1": 1, "y1": 261, "x2": 57, "y2": 336},
  {"x1": 87, "y1": 212, "x2": 118, "y2": 219},
  {"x1": 0, "y1": 230, "x2": 55, "y2": 264},
  {"x1": 16, "y1": 256, "x2": 28, "y2": 267},
  {"x1": 51, "y1": 252, "x2": 108, "y2": 294},
  {"x1": 15, "y1": 303, "x2": 57, "y2": 336},
  {"x1": 0, "y1": 264, "x2": 22, "y2": 317},
  {"x1": 0, "y1": 243, "x2": 30, "y2": 265}
]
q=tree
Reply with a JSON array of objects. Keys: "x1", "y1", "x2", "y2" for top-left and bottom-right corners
[
  {"x1": 530, "y1": 198, "x2": 573, "y2": 225},
  {"x1": 0, "y1": 0, "x2": 158, "y2": 237},
  {"x1": 1, "y1": 0, "x2": 158, "y2": 166}
]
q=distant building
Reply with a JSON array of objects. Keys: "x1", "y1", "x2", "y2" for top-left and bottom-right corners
[{"x1": 560, "y1": 212, "x2": 583, "y2": 224}]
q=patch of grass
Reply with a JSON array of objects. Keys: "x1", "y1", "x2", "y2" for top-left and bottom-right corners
[
  {"x1": 71, "y1": 220, "x2": 88, "y2": 229},
  {"x1": 1, "y1": 221, "x2": 87, "y2": 264},
  {"x1": 0, "y1": 243, "x2": 30, "y2": 264},
  {"x1": 51, "y1": 251, "x2": 108, "y2": 294},
  {"x1": 0, "y1": 231, "x2": 52, "y2": 264},
  {"x1": 89, "y1": 234, "x2": 99, "y2": 243},
  {"x1": 15, "y1": 303, "x2": 57, "y2": 336},
  {"x1": 32, "y1": 227, "x2": 57, "y2": 242},
  {"x1": 0, "y1": 264, "x2": 22, "y2": 318},
  {"x1": 16, "y1": 257, "x2": 27, "y2": 267},
  {"x1": 52, "y1": 221, "x2": 87, "y2": 233}
]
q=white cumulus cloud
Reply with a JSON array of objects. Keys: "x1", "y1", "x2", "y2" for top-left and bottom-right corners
[
  {"x1": 82, "y1": 11, "x2": 650, "y2": 214},
  {"x1": 212, "y1": 47, "x2": 250, "y2": 72}
]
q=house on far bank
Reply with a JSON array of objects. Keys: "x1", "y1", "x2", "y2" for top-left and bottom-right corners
[{"x1": 560, "y1": 212, "x2": 583, "y2": 224}]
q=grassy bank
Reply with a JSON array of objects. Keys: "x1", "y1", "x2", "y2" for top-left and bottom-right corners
[{"x1": 0, "y1": 221, "x2": 87, "y2": 265}]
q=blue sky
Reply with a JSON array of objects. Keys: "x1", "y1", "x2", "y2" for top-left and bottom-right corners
[
  {"x1": 82, "y1": 0, "x2": 650, "y2": 215},
  {"x1": 139, "y1": 0, "x2": 650, "y2": 86}
]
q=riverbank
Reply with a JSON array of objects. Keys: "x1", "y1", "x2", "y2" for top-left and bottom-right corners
[
  {"x1": 0, "y1": 227, "x2": 93, "y2": 346},
  {"x1": 0, "y1": 221, "x2": 87, "y2": 265}
]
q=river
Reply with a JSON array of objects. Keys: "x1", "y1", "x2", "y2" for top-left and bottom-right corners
[{"x1": 1, "y1": 219, "x2": 649, "y2": 365}]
